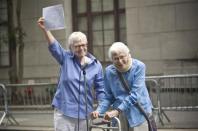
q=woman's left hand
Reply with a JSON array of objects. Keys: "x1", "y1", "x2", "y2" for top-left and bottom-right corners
[{"x1": 104, "y1": 110, "x2": 119, "y2": 120}]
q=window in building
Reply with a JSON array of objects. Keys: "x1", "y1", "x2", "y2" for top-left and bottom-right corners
[
  {"x1": 72, "y1": 0, "x2": 126, "y2": 62},
  {"x1": 0, "y1": 0, "x2": 9, "y2": 67}
]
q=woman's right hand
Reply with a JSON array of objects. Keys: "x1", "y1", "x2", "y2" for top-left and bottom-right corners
[
  {"x1": 90, "y1": 111, "x2": 99, "y2": 119},
  {"x1": 37, "y1": 17, "x2": 46, "y2": 30}
]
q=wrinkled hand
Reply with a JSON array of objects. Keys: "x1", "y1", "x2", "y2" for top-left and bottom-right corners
[
  {"x1": 37, "y1": 17, "x2": 46, "y2": 30},
  {"x1": 104, "y1": 110, "x2": 119, "y2": 121},
  {"x1": 90, "y1": 111, "x2": 99, "y2": 119}
]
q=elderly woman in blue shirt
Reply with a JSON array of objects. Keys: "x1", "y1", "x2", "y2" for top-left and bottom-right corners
[
  {"x1": 37, "y1": 17, "x2": 105, "y2": 131},
  {"x1": 91, "y1": 42, "x2": 153, "y2": 131}
]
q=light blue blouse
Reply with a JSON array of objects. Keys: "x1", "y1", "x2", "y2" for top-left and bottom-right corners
[
  {"x1": 96, "y1": 59, "x2": 153, "y2": 127},
  {"x1": 49, "y1": 40, "x2": 105, "y2": 119}
]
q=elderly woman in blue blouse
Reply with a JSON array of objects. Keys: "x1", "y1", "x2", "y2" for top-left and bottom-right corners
[
  {"x1": 91, "y1": 42, "x2": 153, "y2": 131},
  {"x1": 37, "y1": 17, "x2": 105, "y2": 131}
]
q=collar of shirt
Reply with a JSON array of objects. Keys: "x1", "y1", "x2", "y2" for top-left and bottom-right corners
[{"x1": 69, "y1": 51, "x2": 98, "y2": 66}]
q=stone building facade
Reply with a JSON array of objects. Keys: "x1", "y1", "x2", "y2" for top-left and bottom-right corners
[{"x1": 0, "y1": 0, "x2": 198, "y2": 83}]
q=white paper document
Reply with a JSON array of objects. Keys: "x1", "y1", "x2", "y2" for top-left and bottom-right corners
[{"x1": 43, "y1": 4, "x2": 65, "y2": 31}]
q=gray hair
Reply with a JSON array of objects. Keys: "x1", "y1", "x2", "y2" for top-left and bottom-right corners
[
  {"x1": 108, "y1": 42, "x2": 130, "y2": 61},
  {"x1": 68, "y1": 32, "x2": 87, "y2": 50}
]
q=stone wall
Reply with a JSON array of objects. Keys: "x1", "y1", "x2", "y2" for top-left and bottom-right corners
[{"x1": 126, "y1": 0, "x2": 198, "y2": 75}]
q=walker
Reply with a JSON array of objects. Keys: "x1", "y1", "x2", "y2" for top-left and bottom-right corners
[{"x1": 89, "y1": 114, "x2": 121, "y2": 131}]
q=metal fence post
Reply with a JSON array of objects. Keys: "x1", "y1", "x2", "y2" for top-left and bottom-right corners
[{"x1": 0, "y1": 83, "x2": 19, "y2": 126}]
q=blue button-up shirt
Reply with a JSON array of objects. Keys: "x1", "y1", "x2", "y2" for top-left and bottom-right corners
[
  {"x1": 49, "y1": 40, "x2": 105, "y2": 119},
  {"x1": 96, "y1": 59, "x2": 153, "y2": 127}
]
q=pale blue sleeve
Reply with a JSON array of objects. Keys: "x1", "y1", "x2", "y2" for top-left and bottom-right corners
[
  {"x1": 96, "y1": 70, "x2": 115, "y2": 114},
  {"x1": 48, "y1": 40, "x2": 65, "y2": 65},
  {"x1": 94, "y1": 62, "x2": 105, "y2": 101}
]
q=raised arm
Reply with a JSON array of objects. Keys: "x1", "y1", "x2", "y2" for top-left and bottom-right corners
[{"x1": 37, "y1": 17, "x2": 56, "y2": 45}]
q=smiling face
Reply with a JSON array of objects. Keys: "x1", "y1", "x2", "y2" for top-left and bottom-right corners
[
  {"x1": 108, "y1": 42, "x2": 132, "y2": 72},
  {"x1": 68, "y1": 32, "x2": 88, "y2": 60},
  {"x1": 71, "y1": 41, "x2": 88, "y2": 59},
  {"x1": 112, "y1": 51, "x2": 130, "y2": 71}
]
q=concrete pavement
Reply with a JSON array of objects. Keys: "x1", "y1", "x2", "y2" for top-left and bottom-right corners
[{"x1": 0, "y1": 110, "x2": 198, "y2": 131}]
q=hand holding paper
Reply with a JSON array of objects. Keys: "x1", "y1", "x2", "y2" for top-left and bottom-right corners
[{"x1": 42, "y1": 4, "x2": 65, "y2": 31}]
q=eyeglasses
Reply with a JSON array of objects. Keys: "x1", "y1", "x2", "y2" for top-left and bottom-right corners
[
  {"x1": 74, "y1": 44, "x2": 87, "y2": 49},
  {"x1": 112, "y1": 54, "x2": 128, "y2": 62}
]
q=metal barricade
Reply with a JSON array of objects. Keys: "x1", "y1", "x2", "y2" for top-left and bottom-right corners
[
  {"x1": 5, "y1": 83, "x2": 56, "y2": 110},
  {"x1": 0, "y1": 84, "x2": 19, "y2": 126},
  {"x1": 1, "y1": 74, "x2": 198, "y2": 128},
  {"x1": 147, "y1": 74, "x2": 198, "y2": 126},
  {"x1": 146, "y1": 78, "x2": 170, "y2": 125}
]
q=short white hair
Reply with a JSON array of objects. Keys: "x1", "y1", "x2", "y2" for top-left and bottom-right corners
[
  {"x1": 68, "y1": 32, "x2": 87, "y2": 50},
  {"x1": 108, "y1": 42, "x2": 130, "y2": 61}
]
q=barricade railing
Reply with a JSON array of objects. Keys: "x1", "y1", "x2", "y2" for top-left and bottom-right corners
[
  {"x1": 146, "y1": 74, "x2": 198, "y2": 125},
  {"x1": 0, "y1": 84, "x2": 19, "y2": 126},
  {"x1": 146, "y1": 78, "x2": 171, "y2": 125},
  {"x1": 145, "y1": 79, "x2": 164, "y2": 124},
  {"x1": 3, "y1": 83, "x2": 57, "y2": 110},
  {"x1": 1, "y1": 74, "x2": 198, "y2": 127}
]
